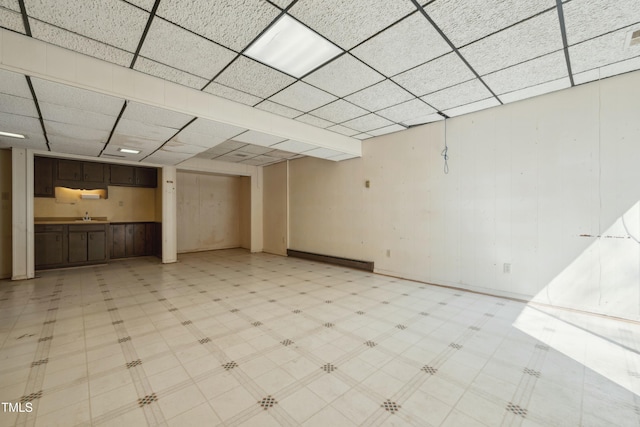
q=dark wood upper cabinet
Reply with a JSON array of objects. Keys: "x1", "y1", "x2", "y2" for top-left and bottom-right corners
[
  {"x1": 109, "y1": 165, "x2": 135, "y2": 186},
  {"x1": 34, "y1": 156, "x2": 55, "y2": 197},
  {"x1": 135, "y1": 167, "x2": 157, "y2": 187},
  {"x1": 54, "y1": 159, "x2": 106, "y2": 188},
  {"x1": 57, "y1": 159, "x2": 83, "y2": 181},
  {"x1": 110, "y1": 165, "x2": 157, "y2": 188},
  {"x1": 83, "y1": 162, "x2": 105, "y2": 183}
]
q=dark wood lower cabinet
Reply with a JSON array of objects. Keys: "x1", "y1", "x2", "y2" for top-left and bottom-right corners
[
  {"x1": 111, "y1": 224, "x2": 126, "y2": 258},
  {"x1": 35, "y1": 226, "x2": 64, "y2": 267},
  {"x1": 35, "y1": 224, "x2": 107, "y2": 270},
  {"x1": 111, "y1": 222, "x2": 160, "y2": 259}
]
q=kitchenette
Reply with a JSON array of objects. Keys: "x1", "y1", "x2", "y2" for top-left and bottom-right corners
[{"x1": 34, "y1": 156, "x2": 162, "y2": 270}]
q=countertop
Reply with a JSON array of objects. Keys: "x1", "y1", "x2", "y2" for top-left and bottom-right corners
[{"x1": 35, "y1": 217, "x2": 110, "y2": 225}]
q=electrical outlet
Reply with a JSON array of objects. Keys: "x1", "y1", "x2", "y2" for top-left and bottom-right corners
[
  {"x1": 119, "y1": 201, "x2": 124, "y2": 207},
  {"x1": 503, "y1": 263, "x2": 511, "y2": 273}
]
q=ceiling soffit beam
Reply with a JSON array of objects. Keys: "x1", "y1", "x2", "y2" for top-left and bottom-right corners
[
  {"x1": 410, "y1": 0, "x2": 503, "y2": 107},
  {"x1": 0, "y1": 29, "x2": 361, "y2": 157},
  {"x1": 555, "y1": 0, "x2": 575, "y2": 87}
]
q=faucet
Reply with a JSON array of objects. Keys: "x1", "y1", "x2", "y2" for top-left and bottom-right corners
[{"x1": 83, "y1": 211, "x2": 91, "y2": 221}]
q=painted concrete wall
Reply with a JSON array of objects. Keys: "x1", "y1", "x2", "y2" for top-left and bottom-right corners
[
  {"x1": 176, "y1": 171, "x2": 245, "y2": 253},
  {"x1": 0, "y1": 149, "x2": 11, "y2": 278},
  {"x1": 239, "y1": 176, "x2": 251, "y2": 250},
  {"x1": 263, "y1": 161, "x2": 288, "y2": 256},
  {"x1": 287, "y1": 70, "x2": 640, "y2": 321},
  {"x1": 34, "y1": 186, "x2": 156, "y2": 222}
]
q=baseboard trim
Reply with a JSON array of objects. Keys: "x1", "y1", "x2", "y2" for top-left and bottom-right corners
[{"x1": 287, "y1": 249, "x2": 374, "y2": 272}]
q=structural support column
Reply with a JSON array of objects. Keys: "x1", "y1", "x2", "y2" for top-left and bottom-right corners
[
  {"x1": 250, "y1": 167, "x2": 263, "y2": 253},
  {"x1": 11, "y1": 148, "x2": 34, "y2": 280},
  {"x1": 161, "y1": 166, "x2": 177, "y2": 263}
]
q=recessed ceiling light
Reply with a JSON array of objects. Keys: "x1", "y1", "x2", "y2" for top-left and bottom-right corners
[
  {"x1": 245, "y1": 14, "x2": 342, "y2": 78},
  {"x1": 118, "y1": 148, "x2": 141, "y2": 154},
  {"x1": 0, "y1": 131, "x2": 25, "y2": 139}
]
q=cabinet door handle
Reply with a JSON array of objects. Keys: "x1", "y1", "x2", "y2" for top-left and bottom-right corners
[
  {"x1": 90, "y1": 234, "x2": 93, "y2": 240},
  {"x1": 85, "y1": 174, "x2": 88, "y2": 180},
  {"x1": 56, "y1": 235, "x2": 59, "y2": 242},
  {"x1": 81, "y1": 234, "x2": 85, "y2": 240}
]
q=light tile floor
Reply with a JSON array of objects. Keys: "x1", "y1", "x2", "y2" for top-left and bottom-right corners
[{"x1": 1, "y1": 249, "x2": 639, "y2": 426}]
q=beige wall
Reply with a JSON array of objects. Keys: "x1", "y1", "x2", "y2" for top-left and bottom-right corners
[
  {"x1": 239, "y1": 176, "x2": 251, "y2": 250},
  {"x1": 34, "y1": 185, "x2": 156, "y2": 222},
  {"x1": 176, "y1": 171, "x2": 245, "y2": 253},
  {"x1": 263, "y1": 161, "x2": 288, "y2": 255},
  {"x1": 0, "y1": 149, "x2": 11, "y2": 278},
  {"x1": 287, "y1": 70, "x2": 640, "y2": 321}
]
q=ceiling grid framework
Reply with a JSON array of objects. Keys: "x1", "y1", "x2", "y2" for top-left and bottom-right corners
[{"x1": 0, "y1": 0, "x2": 639, "y2": 164}]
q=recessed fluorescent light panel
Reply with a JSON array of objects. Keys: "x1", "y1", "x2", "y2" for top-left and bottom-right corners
[
  {"x1": 118, "y1": 148, "x2": 141, "y2": 154},
  {"x1": 0, "y1": 131, "x2": 25, "y2": 139},
  {"x1": 245, "y1": 15, "x2": 342, "y2": 78}
]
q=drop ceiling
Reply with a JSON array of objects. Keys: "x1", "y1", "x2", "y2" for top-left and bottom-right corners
[{"x1": 0, "y1": 0, "x2": 639, "y2": 166}]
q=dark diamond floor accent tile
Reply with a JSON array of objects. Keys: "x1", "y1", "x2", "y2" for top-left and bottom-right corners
[
  {"x1": 168, "y1": 308, "x2": 178, "y2": 312},
  {"x1": 268, "y1": 300, "x2": 277, "y2": 303},
  {"x1": 469, "y1": 326, "x2": 481, "y2": 331},
  {"x1": 258, "y1": 395, "x2": 277, "y2": 409},
  {"x1": 438, "y1": 302, "x2": 447, "y2": 305},
  {"x1": 199, "y1": 338, "x2": 211, "y2": 344},
  {"x1": 138, "y1": 393, "x2": 158, "y2": 407},
  {"x1": 249, "y1": 291, "x2": 256, "y2": 294},
  {"x1": 454, "y1": 293, "x2": 462, "y2": 297},
  {"x1": 108, "y1": 308, "x2": 118, "y2": 312},
  {"x1": 158, "y1": 298, "x2": 167, "y2": 302},
  {"x1": 381, "y1": 301, "x2": 390, "y2": 304},
  {"x1": 496, "y1": 302, "x2": 506, "y2": 306},
  {"x1": 127, "y1": 359, "x2": 142, "y2": 368},
  {"x1": 252, "y1": 321, "x2": 263, "y2": 327},
  {"x1": 356, "y1": 311, "x2": 365, "y2": 315},
  {"x1": 420, "y1": 312, "x2": 429, "y2": 316},
  {"x1": 506, "y1": 402, "x2": 527, "y2": 417},
  {"x1": 524, "y1": 368, "x2": 541, "y2": 377},
  {"x1": 104, "y1": 298, "x2": 113, "y2": 301},
  {"x1": 47, "y1": 308, "x2": 58, "y2": 311},
  {"x1": 213, "y1": 298, "x2": 221, "y2": 302},
  {"x1": 118, "y1": 336, "x2": 131, "y2": 343},
  {"x1": 199, "y1": 291, "x2": 207, "y2": 294},
  {"x1": 292, "y1": 309, "x2": 301, "y2": 314},
  {"x1": 421, "y1": 365, "x2": 437, "y2": 374},
  {"x1": 323, "y1": 323, "x2": 334, "y2": 328},
  {"x1": 182, "y1": 320, "x2": 192, "y2": 326},
  {"x1": 402, "y1": 293, "x2": 409, "y2": 296},
  {"x1": 535, "y1": 344, "x2": 550, "y2": 351},
  {"x1": 150, "y1": 290, "x2": 158, "y2": 293},
  {"x1": 31, "y1": 358, "x2": 48, "y2": 367},
  {"x1": 325, "y1": 300, "x2": 332, "y2": 304},
  {"x1": 43, "y1": 320, "x2": 56, "y2": 325},
  {"x1": 20, "y1": 391, "x2": 42, "y2": 403},
  {"x1": 484, "y1": 313, "x2": 494, "y2": 317},
  {"x1": 364, "y1": 341, "x2": 377, "y2": 347},
  {"x1": 38, "y1": 336, "x2": 53, "y2": 342},
  {"x1": 230, "y1": 309, "x2": 239, "y2": 313},
  {"x1": 449, "y1": 343, "x2": 462, "y2": 350},
  {"x1": 396, "y1": 325, "x2": 407, "y2": 330},
  {"x1": 381, "y1": 399, "x2": 401, "y2": 414},
  {"x1": 281, "y1": 339, "x2": 294, "y2": 346},
  {"x1": 322, "y1": 363, "x2": 337, "y2": 373},
  {"x1": 223, "y1": 361, "x2": 238, "y2": 370},
  {"x1": 112, "y1": 320, "x2": 124, "y2": 325}
]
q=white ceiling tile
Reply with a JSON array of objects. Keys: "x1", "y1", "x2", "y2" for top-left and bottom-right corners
[
  {"x1": 310, "y1": 100, "x2": 367, "y2": 123},
  {"x1": 345, "y1": 80, "x2": 414, "y2": 112},
  {"x1": 156, "y1": 0, "x2": 280, "y2": 51},
  {"x1": 304, "y1": 147, "x2": 345, "y2": 159},
  {"x1": 443, "y1": 98, "x2": 500, "y2": 117},
  {"x1": 341, "y1": 113, "x2": 393, "y2": 133},
  {"x1": 39, "y1": 102, "x2": 115, "y2": 130},
  {"x1": 422, "y1": 79, "x2": 492, "y2": 111},
  {"x1": 303, "y1": 54, "x2": 385, "y2": 97},
  {"x1": 425, "y1": 0, "x2": 556, "y2": 47},
  {"x1": 402, "y1": 113, "x2": 444, "y2": 126},
  {"x1": 241, "y1": 155, "x2": 280, "y2": 166},
  {"x1": 290, "y1": 0, "x2": 415, "y2": 50},
  {"x1": 367, "y1": 124, "x2": 406, "y2": 136},
  {"x1": 202, "y1": 82, "x2": 262, "y2": 106},
  {"x1": 135, "y1": 57, "x2": 209, "y2": 90},
  {"x1": 268, "y1": 0, "x2": 295, "y2": 9},
  {"x1": 147, "y1": 150, "x2": 194, "y2": 165},
  {"x1": 0, "y1": 69, "x2": 32, "y2": 98},
  {"x1": 392, "y1": 52, "x2": 475, "y2": 96},
  {"x1": 267, "y1": 149, "x2": 298, "y2": 159},
  {"x1": 126, "y1": 0, "x2": 156, "y2": 11},
  {"x1": 115, "y1": 118, "x2": 176, "y2": 141},
  {"x1": 237, "y1": 144, "x2": 273, "y2": 155},
  {"x1": 569, "y1": 28, "x2": 640, "y2": 74},
  {"x1": 270, "y1": 139, "x2": 316, "y2": 153},
  {"x1": 256, "y1": 100, "x2": 302, "y2": 119},
  {"x1": 172, "y1": 132, "x2": 226, "y2": 149},
  {"x1": 499, "y1": 77, "x2": 571, "y2": 104},
  {"x1": 353, "y1": 133, "x2": 373, "y2": 140},
  {"x1": 30, "y1": 19, "x2": 133, "y2": 67},
  {"x1": 483, "y1": 51, "x2": 567, "y2": 95},
  {"x1": 564, "y1": 0, "x2": 640, "y2": 45},
  {"x1": 162, "y1": 142, "x2": 205, "y2": 154},
  {"x1": 0, "y1": 94, "x2": 38, "y2": 117},
  {"x1": 0, "y1": 137, "x2": 47, "y2": 151},
  {"x1": 269, "y1": 82, "x2": 337, "y2": 112},
  {"x1": 0, "y1": 7, "x2": 25, "y2": 33},
  {"x1": 459, "y1": 10, "x2": 563, "y2": 75},
  {"x1": 215, "y1": 56, "x2": 296, "y2": 98},
  {"x1": 32, "y1": 78, "x2": 124, "y2": 116},
  {"x1": 49, "y1": 139, "x2": 104, "y2": 157},
  {"x1": 329, "y1": 153, "x2": 359, "y2": 161},
  {"x1": 0, "y1": 1, "x2": 20, "y2": 11},
  {"x1": 327, "y1": 124, "x2": 359, "y2": 137},
  {"x1": 123, "y1": 101, "x2": 194, "y2": 129},
  {"x1": 211, "y1": 140, "x2": 247, "y2": 152},
  {"x1": 232, "y1": 130, "x2": 286, "y2": 147},
  {"x1": 215, "y1": 154, "x2": 245, "y2": 163},
  {"x1": 184, "y1": 118, "x2": 246, "y2": 140},
  {"x1": 140, "y1": 18, "x2": 236, "y2": 79},
  {"x1": 295, "y1": 114, "x2": 334, "y2": 129},
  {"x1": 44, "y1": 120, "x2": 110, "y2": 142},
  {"x1": 351, "y1": 12, "x2": 452, "y2": 77},
  {"x1": 25, "y1": 0, "x2": 148, "y2": 51},
  {"x1": 376, "y1": 98, "x2": 437, "y2": 123},
  {"x1": 576, "y1": 55, "x2": 640, "y2": 85},
  {"x1": 0, "y1": 112, "x2": 41, "y2": 135}
]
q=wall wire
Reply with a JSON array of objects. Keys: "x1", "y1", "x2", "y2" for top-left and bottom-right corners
[{"x1": 442, "y1": 119, "x2": 449, "y2": 174}]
